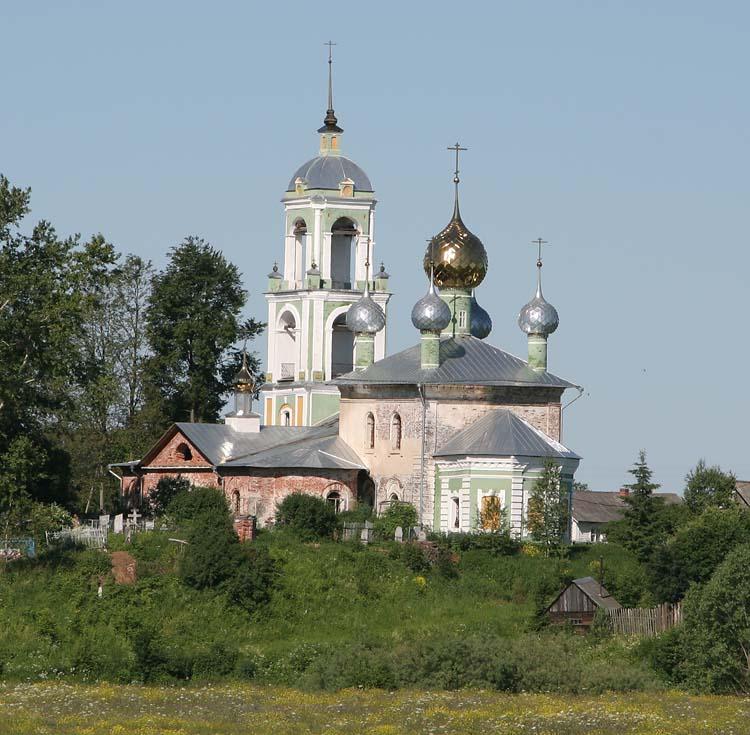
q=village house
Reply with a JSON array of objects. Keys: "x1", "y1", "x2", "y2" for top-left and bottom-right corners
[{"x1": 571, "y1": 489, "x2": 682, "y2": 543}]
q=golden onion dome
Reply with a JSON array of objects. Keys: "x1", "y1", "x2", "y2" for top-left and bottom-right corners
[
  {"x1": 423, "y1": 200, "x2": 488, "y2": 289},
  {"x1": 233, "y1": 350, "x2": 255, "y2": 393}
]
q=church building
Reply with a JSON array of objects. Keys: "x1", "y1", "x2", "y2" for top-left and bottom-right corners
[{"x1": 111, "y1": 52, "x2": 582, "y2": 537}]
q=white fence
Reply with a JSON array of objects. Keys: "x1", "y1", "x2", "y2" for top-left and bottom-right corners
[{"x1": 46, "y1": 526, "x2": 108, "y2": 549}]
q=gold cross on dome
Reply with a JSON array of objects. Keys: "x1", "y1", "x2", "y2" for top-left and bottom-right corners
[{"x1": 447, "y1": 142, "x2": 467, "y2": 180}]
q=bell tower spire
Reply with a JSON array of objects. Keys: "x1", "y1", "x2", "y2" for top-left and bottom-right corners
[{"x1": 319, "y1": 41, "x2": 343, "y2": 134}]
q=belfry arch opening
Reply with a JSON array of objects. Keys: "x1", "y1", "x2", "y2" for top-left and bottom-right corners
[
  {"x1": 330, "y1": 217, "x2": 357, "y2": 289},
  {"x1": 277, "y1": 310, "x2": 297, "y2": 382},
  {"x1": 288, "y1": 218, "x2": 307, "y2": 287},
  {"x1": 330, "y1": 313, "x2": 354, "y2": 378}
]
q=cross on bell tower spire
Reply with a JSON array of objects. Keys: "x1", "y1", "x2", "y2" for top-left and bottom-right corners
[{"x1": 319, "y1": 40, "x2": 343, "y2": 133}]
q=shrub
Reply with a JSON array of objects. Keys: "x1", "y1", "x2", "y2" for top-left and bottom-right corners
[
  {"x1": 374, "y1": 502, "x2": 418, "y2": 541},
  {"x1": 149, "y1": 476, "x2": 190, "y2": 516},
  {"x1": 401, "y1": 543, "x2": 430, "y2": 574},
  {"x1": 167, "y1": 484, "x2": 230, "y2": 525},
  {"x1": 676, "y1": 545, "x2": 750, "y2": 693},
  {"x1": 275, "y1": 493, "x2": 337, "y2": 541}
]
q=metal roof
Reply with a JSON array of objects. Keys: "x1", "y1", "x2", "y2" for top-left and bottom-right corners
[
  {"x1": 572, "y1": 490, "x2": 682, "y2": 524},
  {"x1": 736, "y1": 481, "x2": 750, "y2": 508},
  {"x1": 434, "y1": 409, "x2": 580, "y2": 460},
  {"x1": 572, "y1": 577, "x2": 621, "y2": 610},
  {"x1": 170, "y1": 416, "x2": 341, "y2": 467},
  {"x1": 336, "y1": 335, "x2": 576, "y2": 389},
  {"x1": 287, "y1": 155, "x2": 373, "y2": 192},
  {"x1": 221, "y1": 433, "x2": 364, "y2": 470}
]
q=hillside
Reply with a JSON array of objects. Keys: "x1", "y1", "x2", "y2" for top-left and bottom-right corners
[{"x1": 0, "y1": 532, "x2": 659, "y2": 691}]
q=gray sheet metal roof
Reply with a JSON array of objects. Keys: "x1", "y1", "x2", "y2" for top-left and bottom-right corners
[
  {"x1": 221, "y1": 433, "x2": 364, "y2": 470},
  {"x1": 572, "y1": 490, "x2": 682, "y2": 524},
  {"x1": 335, "y1": 335, "x2": 576, "y2": 389},
  {"x1": 170, "y1": 416, "x2": 341, "y2": 467},
  {"x1": 736, "y1": 481, "x2": 750, "y2": 508},
  {"x1": 573, "y1": 577, "x2": 621, "y2": 610},
  {"x1": 434, "y1": 409, "x2": 580, "y2": 460},
  {"x1": 287, "y1": 155, "x2": 373, "y2": 192}
]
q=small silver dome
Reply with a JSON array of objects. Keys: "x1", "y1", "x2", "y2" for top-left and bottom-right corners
[
  {"x1": 470, "y1": 293, "x2": 492, "y2": 339},
  {"x1": 346, "y1": 294, "x2": 386, "y2": 334},
  {"x1": 518, "y1": 273, "x2": 559, "y2": 336},
  {"x1": 412, "y1": 282, "x2": 452, "y2": 332}
]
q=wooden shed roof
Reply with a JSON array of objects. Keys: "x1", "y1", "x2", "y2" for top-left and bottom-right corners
[{"x1": 547, "y1": 576, "x2": 622, "y2": 613}]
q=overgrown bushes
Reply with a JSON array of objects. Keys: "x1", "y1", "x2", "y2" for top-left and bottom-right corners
[{"x1": 274, "y1": 493, "x2": 337, "y2": 541}]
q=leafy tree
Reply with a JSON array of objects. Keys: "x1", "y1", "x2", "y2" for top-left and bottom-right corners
[
  {"x1": 145, "y1": 237, "x2": 264, "y2": 423},
  {"x1": 648, "y1": 507, "x2": 750, "y2": 602},
  {"x1": 0, "y1": 174, "x2": 116, "y2": 508},
  {"x1": 683, "y1": 459, "x2": 736, "y2": 514},
  {"x1": 374, "y1": 502, "x2": 418, "y2": 541},
  {"x1": 605, "y1": 450, "x2": 665, "y2": 564},
  {"x1": 275, "y1": 493, "x2": 338, "y2": 541},
  {"x1": 678, "y1": 545, "x2": 750, "y2": 693},
  {"x1": 526, "y1": 460, "x2": 569, "y2": 556}
]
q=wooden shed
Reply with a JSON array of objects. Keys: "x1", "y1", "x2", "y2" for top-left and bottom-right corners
[{"x1": 546, "y1": 576, "x2": 621, "y2": 632}]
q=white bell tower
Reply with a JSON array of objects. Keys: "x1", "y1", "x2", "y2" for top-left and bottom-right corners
[{"x1": 260, "y1": 44, "x2": 391, "y2": 427}]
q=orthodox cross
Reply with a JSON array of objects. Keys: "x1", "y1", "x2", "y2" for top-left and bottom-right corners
[
  {"x1": 447, "y1": 142, "x2": 467, "y2": 182},
  {"x1": 531, "y1": 237, "x2": 549, "y2": 267},
  {"x1": 325, "y1": 39, "x2": 336, "y2": 61},
  {"x1": 324, "y1": 41, "x2": 337, "y2": 113}
]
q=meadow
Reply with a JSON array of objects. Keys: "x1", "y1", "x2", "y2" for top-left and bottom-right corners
[{"x1": 1, "y1": 682, "x2": 749, "y2": 735}]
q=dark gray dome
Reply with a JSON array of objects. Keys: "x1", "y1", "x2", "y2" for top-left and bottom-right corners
[
  {"x1": 470, "y1": 294, "x2": 492, "y2": 339},
  {"x1": 346, "y1": 295, "x2": 385, "y2": 334},
  {"x1": 411, "y1": 283, "x2": 452, "y2": 332},
  {"x1": 287, "y1": 155, "x2": 373, "y2": 193}
]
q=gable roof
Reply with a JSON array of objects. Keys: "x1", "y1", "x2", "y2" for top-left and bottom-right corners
[
  {"x1": 571, "y1": 577, "x2": 622, "y2": 610},
  {"x1": 736, "y1": 481, "x2": 750, "y2": 508},
  {"x1": 572, "y1": 490, "x2": 682, "y2": 524},
  {"x1": 335, "y1": 335, "x2": 576, "y2": 389},
  {"x1": 434, "y1": 409, "x2": 580, "y2": 460},
  {"x1": 137, "y1": 415, "x2": 363, "y2": 471}
]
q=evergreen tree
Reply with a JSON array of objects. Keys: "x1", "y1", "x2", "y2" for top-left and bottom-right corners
[
  {"x1": 145, "y1": 237, "x2": 264, "y2": 424},
  {"x1": 606, "y1": 450, "x2": 665, "y2": 564},
  {"x1": 683, "y1": 459, "x2": 736, "y2": 514},
  {"x1": 526, "y1": 460, "x2": 568, "y2": 555}
]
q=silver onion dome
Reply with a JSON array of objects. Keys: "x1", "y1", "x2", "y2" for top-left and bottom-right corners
[
  {"x1": 346, "y1": 284, "x2": 386, "y2": 334},
  {"x1": 470, "y1": 292, "x2": 492, "y2": 339},
  {"x1": 518, "y1": 269, "x2": 559, "y2": 336},
  {"x1": 412, "y1": 280, "x2": 452, "y2": 332}
]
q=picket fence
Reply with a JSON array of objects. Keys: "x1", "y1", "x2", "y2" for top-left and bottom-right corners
[
  {"x1": 46, "y1": 526, "x2": 108, "y2": 549},
  {"x1": 607, "y1": 602, "x2": 682, "y2": 636}
]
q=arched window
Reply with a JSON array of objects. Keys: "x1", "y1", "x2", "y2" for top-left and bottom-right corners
[
  {"x1": 390, "y1": 413, "x2": 402, "y2": 451},
  {"x1": 326, "y1": 488, "x2": 345, "y2": 513},
  {"x1": 389, "y1": 492, "x2": 400, "y2": 502},
  {"x1": 291, "y1": 219, "x2": 307, "y2": 286},
  {"x1": 232, "y1": 490, "x2": 241, "y2": 514},
  {"x1": 175, "y1": 443, "x2": 192, "y2": 462},
  {"x1": 279, "y1": 406, "x2": 292, "y2": 426},
  {"x1": 277, "y1": 311, "x2": 297, "y2": 382},
  {"x1": 330, "y1": 313, "x2": 354, "y2": 377},
  {"x1": 330, "y1": 217, "x2": 357, "y2": 288},
  {"x1": 366, "y1": 413, "x2": 375, "y2": 449}
]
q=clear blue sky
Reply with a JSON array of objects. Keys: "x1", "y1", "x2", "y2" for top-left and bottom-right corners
[{"x1": 3, "y1": 1, "x2": 748, "y2": 494}]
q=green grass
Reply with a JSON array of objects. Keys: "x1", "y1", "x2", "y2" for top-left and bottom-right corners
[
  {"x1": 0, "y1": 532, "x2": 655, "y2": 688},
  {"x1": 1, "y1": 683, "x2": 748, "y2": 735}
]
